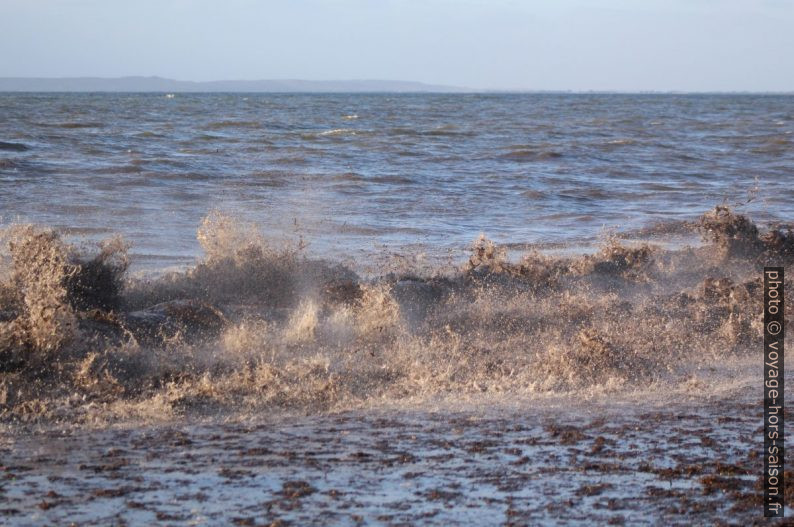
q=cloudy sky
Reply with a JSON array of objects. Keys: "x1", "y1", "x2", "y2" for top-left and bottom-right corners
[{"x1": 1, "y1": 0, "x2": 792, "y2": 91}]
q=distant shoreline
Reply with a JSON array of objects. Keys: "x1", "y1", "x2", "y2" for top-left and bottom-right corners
[
  {"x1": 0, "y1": 76, "x2": 470, "y2": 93},
  {"x1": 0, "y1": 77, "x2": 790, "y2": 94}
]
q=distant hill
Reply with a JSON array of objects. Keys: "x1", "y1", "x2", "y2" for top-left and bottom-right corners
[{"x1": 0, "y1": 76, "x2": 469, "y2": 93}]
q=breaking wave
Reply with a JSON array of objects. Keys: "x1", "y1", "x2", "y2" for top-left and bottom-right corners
[{"x1": 0, "y1": 206, "x2": 791, "y2": 424}]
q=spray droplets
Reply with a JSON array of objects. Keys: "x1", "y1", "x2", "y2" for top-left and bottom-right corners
[{"x1": 0, "y1": 206, "x2": 790, "y2": 423}]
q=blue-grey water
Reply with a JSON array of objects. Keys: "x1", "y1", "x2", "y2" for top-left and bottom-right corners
[{"x1": 1, "y1": 93, "x2": 792, "y2": 270}]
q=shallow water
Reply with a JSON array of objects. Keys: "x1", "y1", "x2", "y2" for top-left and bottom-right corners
[{"x1": 1, "y1": 390, "x2": 785, "y2": 526}]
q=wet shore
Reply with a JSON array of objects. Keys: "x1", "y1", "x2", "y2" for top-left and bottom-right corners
[{"x1": 1, "y1": 392, "x2": 787, "y2": 526}]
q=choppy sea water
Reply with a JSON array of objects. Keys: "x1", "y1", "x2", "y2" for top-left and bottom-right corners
[
  {"x1": 1, "y1": 93, "x2": 792, "y2": 271},
  {"x1": 1, "y1": 93, "x2": 793, "y2": 525}
]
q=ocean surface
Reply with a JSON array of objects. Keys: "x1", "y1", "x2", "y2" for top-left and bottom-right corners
[
  {"x1": 1, "y1": 93, "x2": 792, "y2": 271},
  {"x1": 1, "y1": 93, "x2": 793, "y2": 524}
]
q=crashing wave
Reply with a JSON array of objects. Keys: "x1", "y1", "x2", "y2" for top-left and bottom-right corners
[{"x1": 0, "y1": 206, "x2": 789, "y2": 423}]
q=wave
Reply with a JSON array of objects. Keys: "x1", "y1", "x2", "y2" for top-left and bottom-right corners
[
  {"x1": 95, "y1": 163, "x2": 143, "y2": 174},
  {"x1": 604, "y1": 138, "x2": 637, "y2": 146},
  {"x1": 0, "y1": 206, "x2": 790, "y2": 424},
  {"x1": 42, "y1": 122, "x2": 105, "y2": 129},
  {"x1": 297, "y1": 129, "x2": 363, "y2": 140},
  {"x1": 133, "y1": 131, "x2": 167, "y2": 138},
  {"x1": 499, "y1": 147, "x2": 563, "y2": 162},
  {"x1": 203, "y1": 120, "x2": 261, "y2": 130},
  {"x1": 0, "y1": 141, "x2": 29, "y2": 152},
  {"x1": 318, "y1": 128, "x2": 357, "y2": 137},
  {"x1": 386, "y1": 126, "x2": 475, "y2": 138},
  {"x1": 371, "y1": 174, "x2": 417, "y2": 185},
  {"x1": 247, "y1": 170, "x2": 292, "y2": 187}
]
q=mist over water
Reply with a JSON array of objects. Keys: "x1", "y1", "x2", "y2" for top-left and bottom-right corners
[{"x1": 1, "y1": 93, "x2": 792, "y2": 271}]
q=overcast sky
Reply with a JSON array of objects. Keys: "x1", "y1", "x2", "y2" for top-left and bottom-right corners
[{"x1": 1, "y1": 0, "x2": 792, "y2": 91}]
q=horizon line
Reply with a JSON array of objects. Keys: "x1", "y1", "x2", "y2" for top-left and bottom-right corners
[{"x1": 0, "y1": 76, "x2": 791, "y2": 95}]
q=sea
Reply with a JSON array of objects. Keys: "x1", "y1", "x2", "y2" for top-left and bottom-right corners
[
  {"x1": 0, "y1": 93, "x2": 792, "y2": 525},
  {"x1": 1, "y1": 93, "x2": 792, "y2": 270}
]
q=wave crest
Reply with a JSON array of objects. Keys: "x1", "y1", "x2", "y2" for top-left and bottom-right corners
[{"x1": 0, "y1": 206, "x2": 790, "y2": 423}]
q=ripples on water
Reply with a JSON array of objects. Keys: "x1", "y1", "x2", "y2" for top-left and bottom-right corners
[{"x1": 0, "y1": 93, "x2": 792, "y2": 271}]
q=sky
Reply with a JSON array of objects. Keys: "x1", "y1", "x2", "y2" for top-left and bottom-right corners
[{"x1": 1, "y1": 0, "x2": 792, "y2": 92}]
